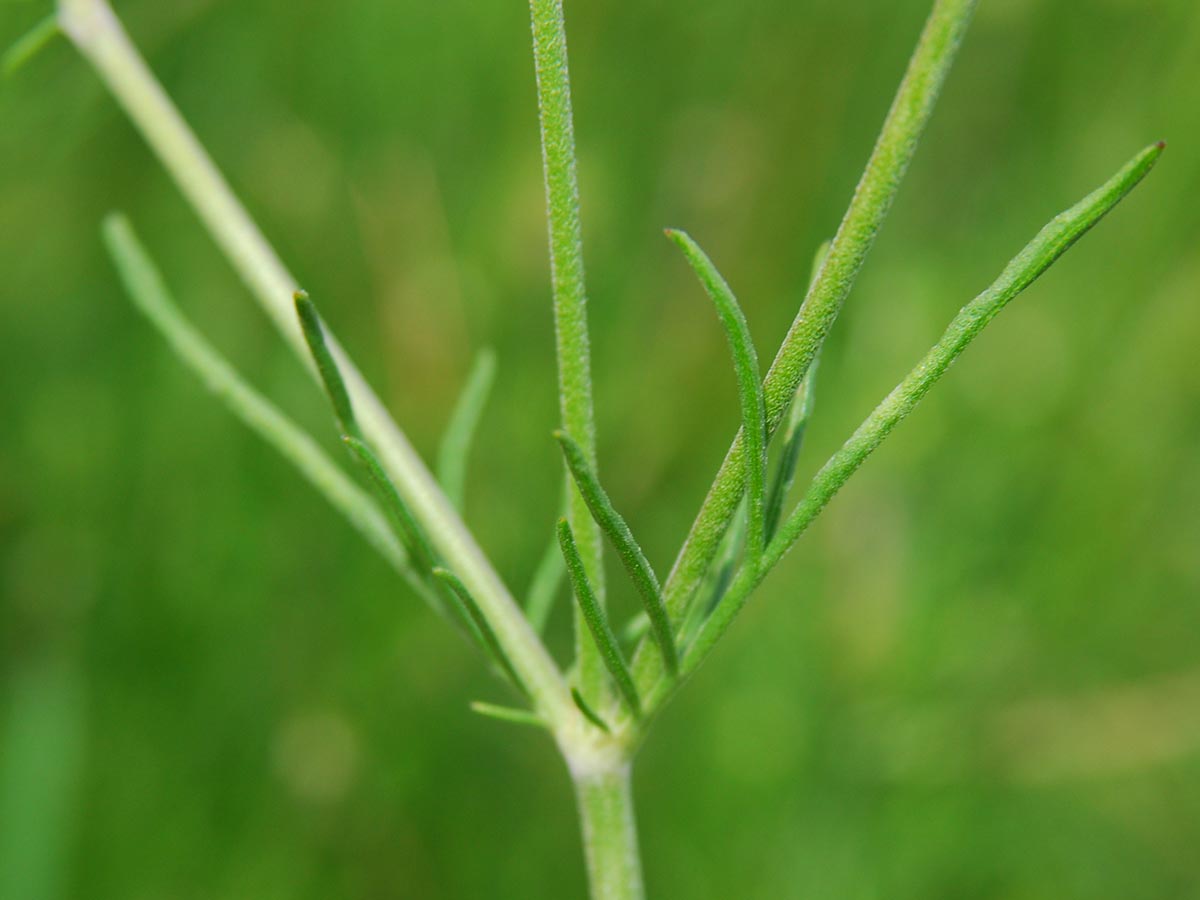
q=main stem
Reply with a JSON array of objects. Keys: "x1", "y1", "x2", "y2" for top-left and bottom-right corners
[
  {"x1": 529, "y1": 0, "x2": 608, "y2": 704},
  {"x1": 573, "y1": 764, "x2": 645, "y2": 900}
]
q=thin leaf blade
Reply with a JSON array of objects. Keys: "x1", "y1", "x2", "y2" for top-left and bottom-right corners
[
  {"x1": 555, "y1": 432, "x2": 677, "y2": 675},
  {"x1": 295, "y1": 291, "x2": 361, "y2": 441},
  {"x1": 665, "y1": 229, "x2": 767, "y2": 561},
  {"x1": 437, "y1": 349, "x2": 498, "y2": 510},
  {"x1": 433, "y1": 568, "x2": 528, "y2": 696},
  {"x1": 558, "y1": 519, "x2": 641, "y2": 716}
]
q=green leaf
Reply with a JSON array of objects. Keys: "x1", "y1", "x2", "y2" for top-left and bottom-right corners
[
  {"x1": 294, "y1": 291, "x2": 361, "y2": 441},
  {"x1": 436, "y1": 348, "x2": 497, "y2": 510},
  {"x1": 3, "y1": 15, "x2": 59, "y2": 79},
  {"x1": 342, "y1": 436, "x2": 438, "y2": 575},
  {"x1": 100, "y1": 214, "x2": 437, "y2": 608},
  {"x1": 558, "y1": 519, "x2": 641, "y2": 716},
  {"x1": 763, "y1": 240, "x2": 828, "y2": 544},
  {"x1": 469, "y1": 702, "x2": 545, "y2": 729},
  {"x1": 555, "y1": 431, "x2": 677, "y2": 676},
  {"x1": 433, "y1": 569, "x2": 528, "y2": 696},
  {"x1": 665, "y1": 229, "x2": 767, "y2": 561},
  {"x1": 571, "y1": 689, "x2": 611, "y2": 734},
  {"x1": 525, "y1": 529, "x2": 566, "y2": 636}
]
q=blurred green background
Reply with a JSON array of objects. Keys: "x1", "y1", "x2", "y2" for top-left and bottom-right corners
[{"x1": 2, "y1": 0, "x2": 1199, "y2": 897}]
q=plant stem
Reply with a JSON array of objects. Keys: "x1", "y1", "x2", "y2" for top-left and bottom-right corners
[
  {"x1": 57, "y1": 0, "x2": 575, "y2": 728},
  {"x1": 529, "y1": 0, "x2": 608, "y2": 704},
  {"x1": 629, "y1": 0, "x2": 978, "y2": 703},
  {"x1": 572, "y1": 763, "x2": 645, "y2": 900}
]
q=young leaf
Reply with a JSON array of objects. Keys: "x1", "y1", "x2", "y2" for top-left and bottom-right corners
[
  {"x1": 558, "y1": 519, "x2": 641, "y2": 715},
  {"x1": 525, "y1": 529, "x2": 566, "y2": 635},
  {"x1": 764, "y1": 359, "x2": 819, "y2": 545},
  {"x1": 342, "y1": 435, "x2": 438, "y2": 575},
  {"x1": 621, "y1": 612, "x2": 650, "y2": 646},
  {"x1": 433, "y1": 569, "x2": 528, "y2": 696},
  {"x1": 294, "y1": 291, "x2": 361, "y2": 441},
  {"x1": 3, "y1": 15, "x2": 59, "y2": 79},
  {"x1": 437, "y1": 348, "x2": 497, "y2": 510},
  {"x1": 763, "y1": 240, "x2": 830, "y2": 543},
  {"x1": 469, "y1": 701, "x2": 545, "y2": 729},
  {"x1": 686, "y1": 495, "x2": 748, "y2": 647},
  {"x1": 100, "y1": 214, "x2": 439, "y2": 608},
  {"x1": 571, "y1": 689, "x2": 611, "y2": 734},
  {"x1": 555, "y1": 432, "x2": 677, "y2": 676},
  {"x1": 665, "y1": 229, "x2": 767, "y2": 561}
]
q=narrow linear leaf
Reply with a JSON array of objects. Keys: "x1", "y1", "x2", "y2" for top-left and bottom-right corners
[
  {"x1": 768, "y1": 142, "x2": 1165, "y2": 569},
  {"x1": 469, "y1": 701, "x2": 545, "y2": 729},
  {"x1": 437, "y1": 348, "x2": 497, "y2": 510},
  {"x1": 763, "y1": 239, "x2": 830, "y2": 543},
  {"x1": 342, "y1": 435, "x2": 438, "y2": 575},
  {"x1": 571, "y1": 689, "x2": 611, "y2": 734},
  {"x1": 555, "y1": 432, "x2": 677, "y2": 676},
  {"x1": 764, "y1": 361, "x2": 818, "y2": 545},
  {"x1": 685, "y1": 142, "x2": 1166, "y2": 676},
  {"x1": 558, "y1": 519, "x2": 641, "y2": 715},
  {"x1": 665, "y1": 229, "x2": 768, "y2": 560},
  {"x1": 3, "y1": 15, "x2": 59, "y2": 79},
  {"x1": 101, "y1": 214, "x2": 438, "y2": 609},
  {"x1": 689, "y1": 495, "x2": 748, "y2": 644},
  {"x1": 433, "y1": 569, "x2": 528, "y2": 696},
  {"x1": 525, "y1": 529, "x2": 566, "y2": 635},
  {"x1": 621, "y1": 612, "x2": 650, "y2": 646},
  {"x1": 295, "y1": 291, "x2": 361, "y2": 441}
]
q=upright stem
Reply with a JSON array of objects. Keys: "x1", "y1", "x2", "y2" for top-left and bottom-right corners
[
  {"x1": 529, "y1": 0, "x2": 608, "y2": 703},
  {"x1": 573, "y1": 763, "x2": 645, "y2": 900},
  {"x1": 56, "y1": 0, "x2": 575, "y2": 727}
]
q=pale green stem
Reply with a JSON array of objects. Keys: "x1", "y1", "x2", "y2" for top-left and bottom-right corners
[
  {"x1": 57, "y1": 0, "x2": 574, "y2": 728},
  {"x1": 629, "y1": 0, "x2": 978, "y2": 703},
  {"x1": 573, "y1": 764, "x2": 645, "y2": 900},
  {"x1": 529, "y1": 0, "x2": 608, "y2": 705}
]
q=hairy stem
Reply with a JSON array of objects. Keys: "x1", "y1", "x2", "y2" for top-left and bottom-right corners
[
  {"x1": 630, "y1": 0, "x2": 978, "y2": 702},
  {"x1": 529, "y1": 0, "x2": 608, "y2": 704},
  {"x1": 58, "y1": 0, "x2": 574, "y2": 727},
  {"x1": 573, "y1": 763, "x2": 645, "y2": 900}
]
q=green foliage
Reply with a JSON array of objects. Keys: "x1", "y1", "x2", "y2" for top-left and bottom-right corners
[
  {"x1": 9, "y1": 0, "x2": 1178, "y2": 898},
  {"x1": 556, "y1": 431, "x2": 677, "y2": 675},
  {"x1": 433, "y1": 569, "x2": 528, "y2": 697},
  {"x1": 294, "y1": 291, "x2": 362, "y2": 442},
  {"x1": 2, "y1": 14, "x2": 59, "y2": 78},
  {"x1": 436, "y1": 349, "x2": 497, "y2": 510},
  {"x1": 665, "y1": 230, "x2": 768, "y2": 561},
  {"x1": 559, "y1": 519, "x2": 642, "y2": 717}
]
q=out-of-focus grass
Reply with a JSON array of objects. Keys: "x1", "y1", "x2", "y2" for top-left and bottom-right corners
[{"x1": 1, "y1": 1, "x2": 1198, "y2": 897}]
